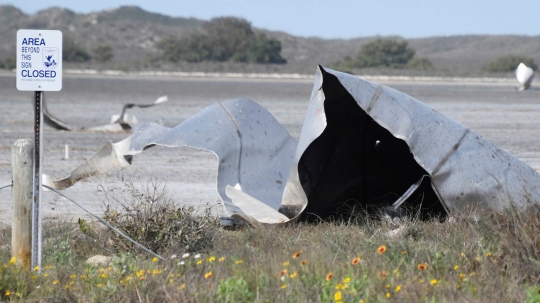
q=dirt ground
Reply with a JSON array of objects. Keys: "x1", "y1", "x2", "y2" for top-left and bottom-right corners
[{"x1": 1, "y1": 71, "x2": 539, "y2": 225}]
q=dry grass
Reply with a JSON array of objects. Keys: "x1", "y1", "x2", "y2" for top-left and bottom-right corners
[{"x1": 1, "y1": 186, "x2": 540, "y2": 302}]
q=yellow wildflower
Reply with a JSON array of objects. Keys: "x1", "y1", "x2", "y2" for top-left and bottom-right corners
[
  {"x1": 44, "y1": 273, "x2": 49, "y2": 277},
  {"x1": 179, "y1": 284, "x2": 186, "y2": 290},
  {"x1": 486, "y1": 252, "x2": 492, "y2": 257},
  {"x1": 235, "y1": 260, "x2": 244, "y2": 265},
  {"x1": 99, "y1": 268, "x2": 105, "y2": 273},
  {"x1": 70, "y1": 274, "x2": 76, "y2": 279},
  {"x1": 454, "y1": 265, "x2": 459, "y2": 271},
  {"x1": 101, "y1": 273, "x2": 108, "y2": 278},
  {"x1": 386, "y1": 292, "x2": 391, "y2": 299},
  {"x1": 395, "y1": 285, "x2": 402, "y2": 292},
  {"x1": 219, "y1": 257, "x2": 225, "y2": 262},
  {"x1": 343, "y1": 277, "x2": 351, "y2": 283},
  {"x1": 335, "y1": 291, "x2": 342, "y2": 301},
  {"x1": 207, "y1": 256, "x2": 216, "y2": 263},
  {"x1": 430, "y1": 279, "x2": 438, "y2": 285},
  {"x1": 281, "y1": 284, "x2": 287, "y2": 289},
  {"x1": 152, "y1": 257, "x2": 158, "y2": 262},
  {"x1": 204, "y1": 271, "x2": 212, "y2": 279},
  {"x1": 196, "y1": 260, "x2": 202, "y2": 265},
  {"x1": 5, "y1": 290, "x2": 11, "y2": 296},
  {"x1": 33, "y1": 266, "x2": 39, "y2": 271},
  {"x1": 335, "y1": 283, "x2": 343, "y2": 290},
  {"x1": 385, "y1": 284, "x2": 390, "y2": 289},
  {"x1": 419, "y1": 279, "x2": 425, "y2": 283},
  {"x1": 53, "y1": 280, "x2": 59, "y2": 285},
  {"x1": 360, "y1": 300, "x2": 366, "y2": 303},
  {"x1": 283, "y1": 262, "x2": 289, "y2": 267},
  {"x1": 9, "y1": 257, "x2": 16, "y2": 264},
  {"x1": 290, "y1": 272, "x2": 297, "y2": 278}
]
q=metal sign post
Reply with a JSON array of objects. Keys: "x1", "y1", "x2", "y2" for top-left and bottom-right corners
[
  {"x1": 16, "y1": 29, "x2": 62, "y2": 269},
  {"x1": 32, "y1": 91, "x2": 43, "y2": 269}
]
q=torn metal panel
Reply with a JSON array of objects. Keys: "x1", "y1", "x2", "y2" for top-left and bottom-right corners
[
  {"x1": 42, "y1": 95, "x2": 168, "y2": 132},
  {"x1": 227, "y1": 66, "x2": 540, "y2": 225},
  {"x1": 44, "y1": 98, "x2": 297, "y2": 216}
]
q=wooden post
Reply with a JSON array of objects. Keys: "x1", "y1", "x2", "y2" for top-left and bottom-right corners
[{"x1": 11, "y1": 139, "x2": 34, "y2": 268}]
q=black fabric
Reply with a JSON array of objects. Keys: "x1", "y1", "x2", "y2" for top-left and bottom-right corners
[{"x1": 298, "y1": 69, "x2": 446, "y2": 221}]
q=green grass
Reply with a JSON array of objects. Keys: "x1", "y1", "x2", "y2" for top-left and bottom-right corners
[{"x1": 1, "y1": 203, "x2": 540, "y2": 302}]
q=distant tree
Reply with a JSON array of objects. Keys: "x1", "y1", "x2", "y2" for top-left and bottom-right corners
[
  {"x1": 93, "y1": 44, "x2": 114, "y2": 63},
  {"x1": 63, "y1": 37, "x2": 91, "y2": 62},
  {"x1": 204, "y1": 17, "x2": 254, "y2": 62},
  {"x1": 483, "y1": 54, "x2": 537, "y2": 72},
  {"x1": 156, "y1": 16, "x2": 286, "y2": 64},
  {"x1": 353, "y1": 38, "x2": 415, "y2": 68},
  {"x1": 405, "y1": 57, "x2": 435, "y2": 70},
  {"x1": 247, "y1": 33, "x2": 287, "y2": 64}
]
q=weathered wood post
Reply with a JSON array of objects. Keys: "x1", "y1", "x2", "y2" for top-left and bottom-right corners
[{"x1": 11, "y1": 139, "x2": 34, "y2": 268}]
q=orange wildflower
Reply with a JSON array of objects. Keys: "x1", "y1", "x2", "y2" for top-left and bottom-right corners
[
  {"x1": 280, "y1": 269, "x2": 288, "y2": 276},
  {"x1": 301, "y1": 260, "x2": 307, "y2": 265},
  {"x1": 351, "y1": 257, "x2": 360, "y2": 265},
  {"x1": 417, "y1": 263, "x2": 428, "y2": 271},
  {"x1": 377, "y1": 271, "x2": 388, "y2": 279},
  {"x1": 292, "y1": 250, "x2": 302, "y2": 258},
  {"x1": 326, "y1": 272, "x2": 333, "y2": 281},
  {"x1": 204, "y1": 271, "x2": 212, "y2": 279},
  {"x1": 377, "y1": 245, "x2": 387, "y2": 254}
]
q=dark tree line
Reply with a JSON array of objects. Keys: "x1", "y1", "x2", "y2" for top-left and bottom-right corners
[{"x1": 156, "y1": 17, "x2": 286, "y2": 64}]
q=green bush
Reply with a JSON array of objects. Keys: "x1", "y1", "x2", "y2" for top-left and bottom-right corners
[
  {"x1": 0, "y1": 55, "x2": 16, "y2": 70},
  {"x1": 353, "y1": 38, "x2": 415, "y2": 68},
  {"x1": 483, "y1": 54, "x2": 537, "y2": 72},
  {"x1": 102, "y1": 180, "x2": 219, "y2": 254},
  {"x1": 216, "y1": 277, "x2": 254, "y2": 302},
  {"x1": 405, "y1": 57, "x2": 435, "y2": 71},
  {"x1": 157, "y1": 16, "x2": 286, "y2": 64},
  {"x1": 93, "y1": 44, "x2": 114, "y2": 63},
  {"x1": 63, "y1": 37, "x2": 91, "y2": 62}
]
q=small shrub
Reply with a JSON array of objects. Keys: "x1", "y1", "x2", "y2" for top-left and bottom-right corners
[
  {"x1": 353, "y1": 38, "x2": 415, "y2": 68},
  {"x1": 483, "y1": 54, "x2": 537, "y2": 72},
  {"x1": 216, "y1": 277, "x2": 254, "y2": 302},
  {"x1": 102, "y1": 179, "x2": 219, "y2": 254},
  {"x1": 0, "y1": 55, "x2": 16, "y2": 70},
  {"x1": 93, "y1": 44, "x2": 114, "y2": 63},
  {"x1": 405, "y1": 56, "x2": 435, "y2": 70},
  {"x1": 63, "y1": 37, "x2": 91, "y2": 62}
]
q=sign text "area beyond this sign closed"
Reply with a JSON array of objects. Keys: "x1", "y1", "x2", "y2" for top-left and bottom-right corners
[{"x1": 16, "y1": 29, "x2": 62, "y2": 91}]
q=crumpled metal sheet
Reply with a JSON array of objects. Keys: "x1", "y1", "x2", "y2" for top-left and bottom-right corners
[
  {"x1": 42, "y1": 95, "x2": 168, "y2": 132},
  {"x1": 45, "y1": 98, "x2": 297, "y2": 216},
  {"x1": 226, "y1": 66, "x2": 540, "y2": 225}
]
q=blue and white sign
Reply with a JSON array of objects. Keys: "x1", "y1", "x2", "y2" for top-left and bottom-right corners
[{"x1": 16, "y1": 29, "x2": 62, "y2": 91}]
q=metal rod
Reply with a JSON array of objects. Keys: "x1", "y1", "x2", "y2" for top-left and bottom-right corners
[{"x1": 32, "y1": 91, "x2": 43, "y2": 269}]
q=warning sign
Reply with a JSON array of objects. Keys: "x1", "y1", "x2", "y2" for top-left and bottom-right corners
[{"x1": 16, "y1": 29, "x2": 62, "y2": 91}]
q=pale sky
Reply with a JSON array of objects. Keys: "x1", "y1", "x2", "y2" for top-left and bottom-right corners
[{"x1": 4, "y1": 0, "x2": 540, "y2": 39}]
